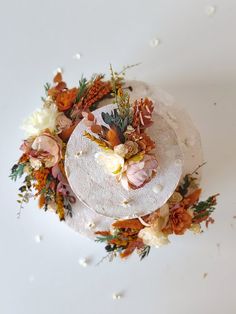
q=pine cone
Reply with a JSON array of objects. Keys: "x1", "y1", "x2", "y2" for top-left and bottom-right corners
[{"x1": 132, "y1": 98, "x2": 154, "y2": 132}]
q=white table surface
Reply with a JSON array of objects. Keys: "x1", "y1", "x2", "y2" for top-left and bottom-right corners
[{"x1": 0, "y1": 1, "x2": 236, "y2": 314}]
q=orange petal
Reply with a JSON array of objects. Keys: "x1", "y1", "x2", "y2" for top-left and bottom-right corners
[
  {"x1": 186, "y1": 188, "x2": 202, "y2": 206},
  {"x1": 38, "y1": 194, "x2": 45, "y2": 208},
  {"x1": 113, "y1": 219, "x2": 144, "y2": 230},
  {"x1": 54, "y1": 72, "x2": 62, "y2": 83},
  {"x1": 107, "y1": 128, "x2": 121, "y2": 147},
  {"x1": 95, "y1": 231, "x2": 111, "y2": 236},
  {"x1": 120, "y1": 238, "x2": 144, "y2": 258}
]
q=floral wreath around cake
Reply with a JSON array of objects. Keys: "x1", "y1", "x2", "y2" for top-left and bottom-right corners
[{"x1": 10, "y1": 65, "x2": 219, "y2": 261}]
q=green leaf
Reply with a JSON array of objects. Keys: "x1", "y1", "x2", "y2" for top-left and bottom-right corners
[
  {"x1": 76, "y1": 76, "x2": 87, "y2": 103},
  {"x1": 9, "y1": 163, "x2": 25, "y2": 181}
]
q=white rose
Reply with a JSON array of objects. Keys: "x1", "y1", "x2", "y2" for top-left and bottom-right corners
[
  {"x1": 95, "y1": 151, "x2": 124, "y2": 175},
  {"x1": 21, "y1": 103, "x2": 58, "y2": 137},
  {"x1": 139, "y1": 227, "x2": 169, "y2": 247},
  {"x1": 139, "y1": 203, "x2": 170, "y2": 248}
]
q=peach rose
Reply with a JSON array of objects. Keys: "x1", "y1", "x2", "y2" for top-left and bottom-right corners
[
  {"x1": 31, "y1": 132, "x2": 63, "y2": 168},
  {"x1": 126, "y1": 155, "x2": 158, "y2": 188},
  {"x1": 56, "y1": 112, "x2": 72, "y2": 133}
]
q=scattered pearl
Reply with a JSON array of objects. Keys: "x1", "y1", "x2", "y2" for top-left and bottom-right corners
[
  {"x1": 112, "y1": 293, "x2": 122, "y2": 300},
  {"x1": 149, "y1": 38, "x2": 160, "y2": 48},
  {"x1": 205, "y1": 5, "x2": 216, "y2": 16},
  {"x1": 152, "y1": 184, "x2": 163, "y2": 194},
  {"x1": 75, "y1": 151, "x2": 83, "y2": 158},
  {"x1": 121, "y1": 199, "x2": 132, "y2": 208},
  {"x1": 203, "y1": 272, "x2": 208, "y2": 279},
  {"x1": 79, "y1": 258, "x2": 88, "y2": 267},
  {"x1": 35, "y1": 234, "x2": 42, "y2": 243},
  {"x1": 73, "y1": 53, "x2": 82, "y2": 60},
  {"x1": 87, "y1": 221, "x2": 96, "y2": 229}
]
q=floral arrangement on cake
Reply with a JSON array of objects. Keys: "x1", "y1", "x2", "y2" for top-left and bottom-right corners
[
  {"x1": 10, "y1": 69, "x2": 119, "y2": 219},
  {"x1": 83, "y1": 67, "x2": 158, "y2": 190},
  {"x1": 10, "y1": 65, "x2": 219, "y2": 262},
  {"x1": 95, "y1": 165, "x2": 219, "y2": 260}
]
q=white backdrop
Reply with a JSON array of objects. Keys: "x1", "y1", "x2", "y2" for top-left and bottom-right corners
[{"x1": 1, "y1": 1, "x2": 236, "y2": 314}]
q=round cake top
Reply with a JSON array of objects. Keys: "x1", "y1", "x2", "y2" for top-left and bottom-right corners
[{"x1": 65, "y1": 104, "x2": 183, "y2": 219}]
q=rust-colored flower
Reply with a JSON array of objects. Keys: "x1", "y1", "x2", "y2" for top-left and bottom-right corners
[
  {"x1": 126, "y1": 131, "x2": 155, "y2": 153},
  {"x1": 137, "y1": 133, "x2": 155, "y2": 153},
  {"x1": 55, "y1": 87, "x2": 78, "y2": 111},
  {"x1": 163, "y1": 205, "x2": 192, "y2": 235}
]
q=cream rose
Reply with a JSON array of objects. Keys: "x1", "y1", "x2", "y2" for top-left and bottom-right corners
[
  {"x1": 139, "y1": 227, "x2": 170, "y2": 247},
  {"x1": 95, "y1": 151, "x2": 124, "y2": 175},
  {"x1": 138, "y1": 204, "x2": 170, "y2": 247},
  {"x1": 21, "y1": 103, "x2": 58, "y2": 137}
]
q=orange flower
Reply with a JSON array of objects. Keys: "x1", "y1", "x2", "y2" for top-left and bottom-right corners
[
  {"x1": 55, "y1": 87, "x2": 78, "y2": 111},
  {"x1": 163, "y1": 205, "x2": 192, "y2": 235},
  {"x1": 106, "y1": 128, "x2": 121, "y2": 147},
  {"x1": 127, "y1": 131, "x2": 155, "y2": 153}
]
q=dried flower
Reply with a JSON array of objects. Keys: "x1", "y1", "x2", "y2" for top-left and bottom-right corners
[
  {"x1": 163, "y1": 205, "x2": 193, "y2": 235},
  {"x1": 82, "y1": 112, "x2": 102, "y2": 134},
  {"x1": 21, "y1": 103, "x2": 58, "y2": 137},
  {"x1": 114, "y1": 144, "x2": 128, "y2": 158},
  {"x1": 56, "y1": 112, "x2": 72, "y2": 133},
  {"x1": 29, "y1": 157, "x2": 42, "y2": 170},
  {"x1": 80, "y1": 76, "x2": 111, "y2": 109},
  {"x1": 139, "y1": 227, "x2": 169, "y2": 247},
  {"x1": 55, "y1": 87, "x2": 78, "y2": 112},
  {"x1": 123, "y1": 155, "x2": 158, "y2": 189},
  {"x1": 95, "y1": 151, "x2": 124, "y2": 175},
  {"x1": 138, "y1": 204, "x2": 170, "y2": 247},
  {"x1": 31, "y1": 132, "x2": 63, "y2": 168},
  {"x1": 124, "y1": 141, "x2": 139, "y2": 159},
  {"x1": 132, "y1": 98, "x2": 154, "y2": 132},
  {"x1": 168, "y1": 192, "x2": 183, "y2": 206}
]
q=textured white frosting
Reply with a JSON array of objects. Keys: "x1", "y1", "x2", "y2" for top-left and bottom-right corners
[
  {"x1": 64, "y1": 81, "x2": 203, "y2": 238},
  {"x1": 65, "y1": 103, "x2": 183, "y2": 219}
]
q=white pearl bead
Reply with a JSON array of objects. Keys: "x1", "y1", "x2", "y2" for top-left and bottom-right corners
[
  {"x1": 205, "y1": 5, "x2": 216, "y2": 16},
  {"x1": 73, "y1": 53, "x2": 81, "y2": 60},
  {"x1": 149, "y1": 38, "x2": 160, "y2": 48},
  {"x1": 152, "y1": 184, "x2": 163, "y2": 194}
]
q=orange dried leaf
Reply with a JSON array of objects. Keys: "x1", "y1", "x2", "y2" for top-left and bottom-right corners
[
  {"x1": 54, "y1": 72, "x2": 62, "y2": 83},
  {"x1": 120, "y1": 238, "x2": 144, "y2": 259},
  {"x1": 107, "y1": 128, "x2": 121, "y2": 147},
  {"x1": 95, "y1": 231, "x2": 111, "y2": 236},
  {"x1": 113, "y1": 219, "x2": 144, "y2": 230},
  {"x1": 186, "y1": 188, "x2": 202, "y2": 206},
  {"x1": 38, "y1": 194, "x2": 45, "y2": 209}
]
